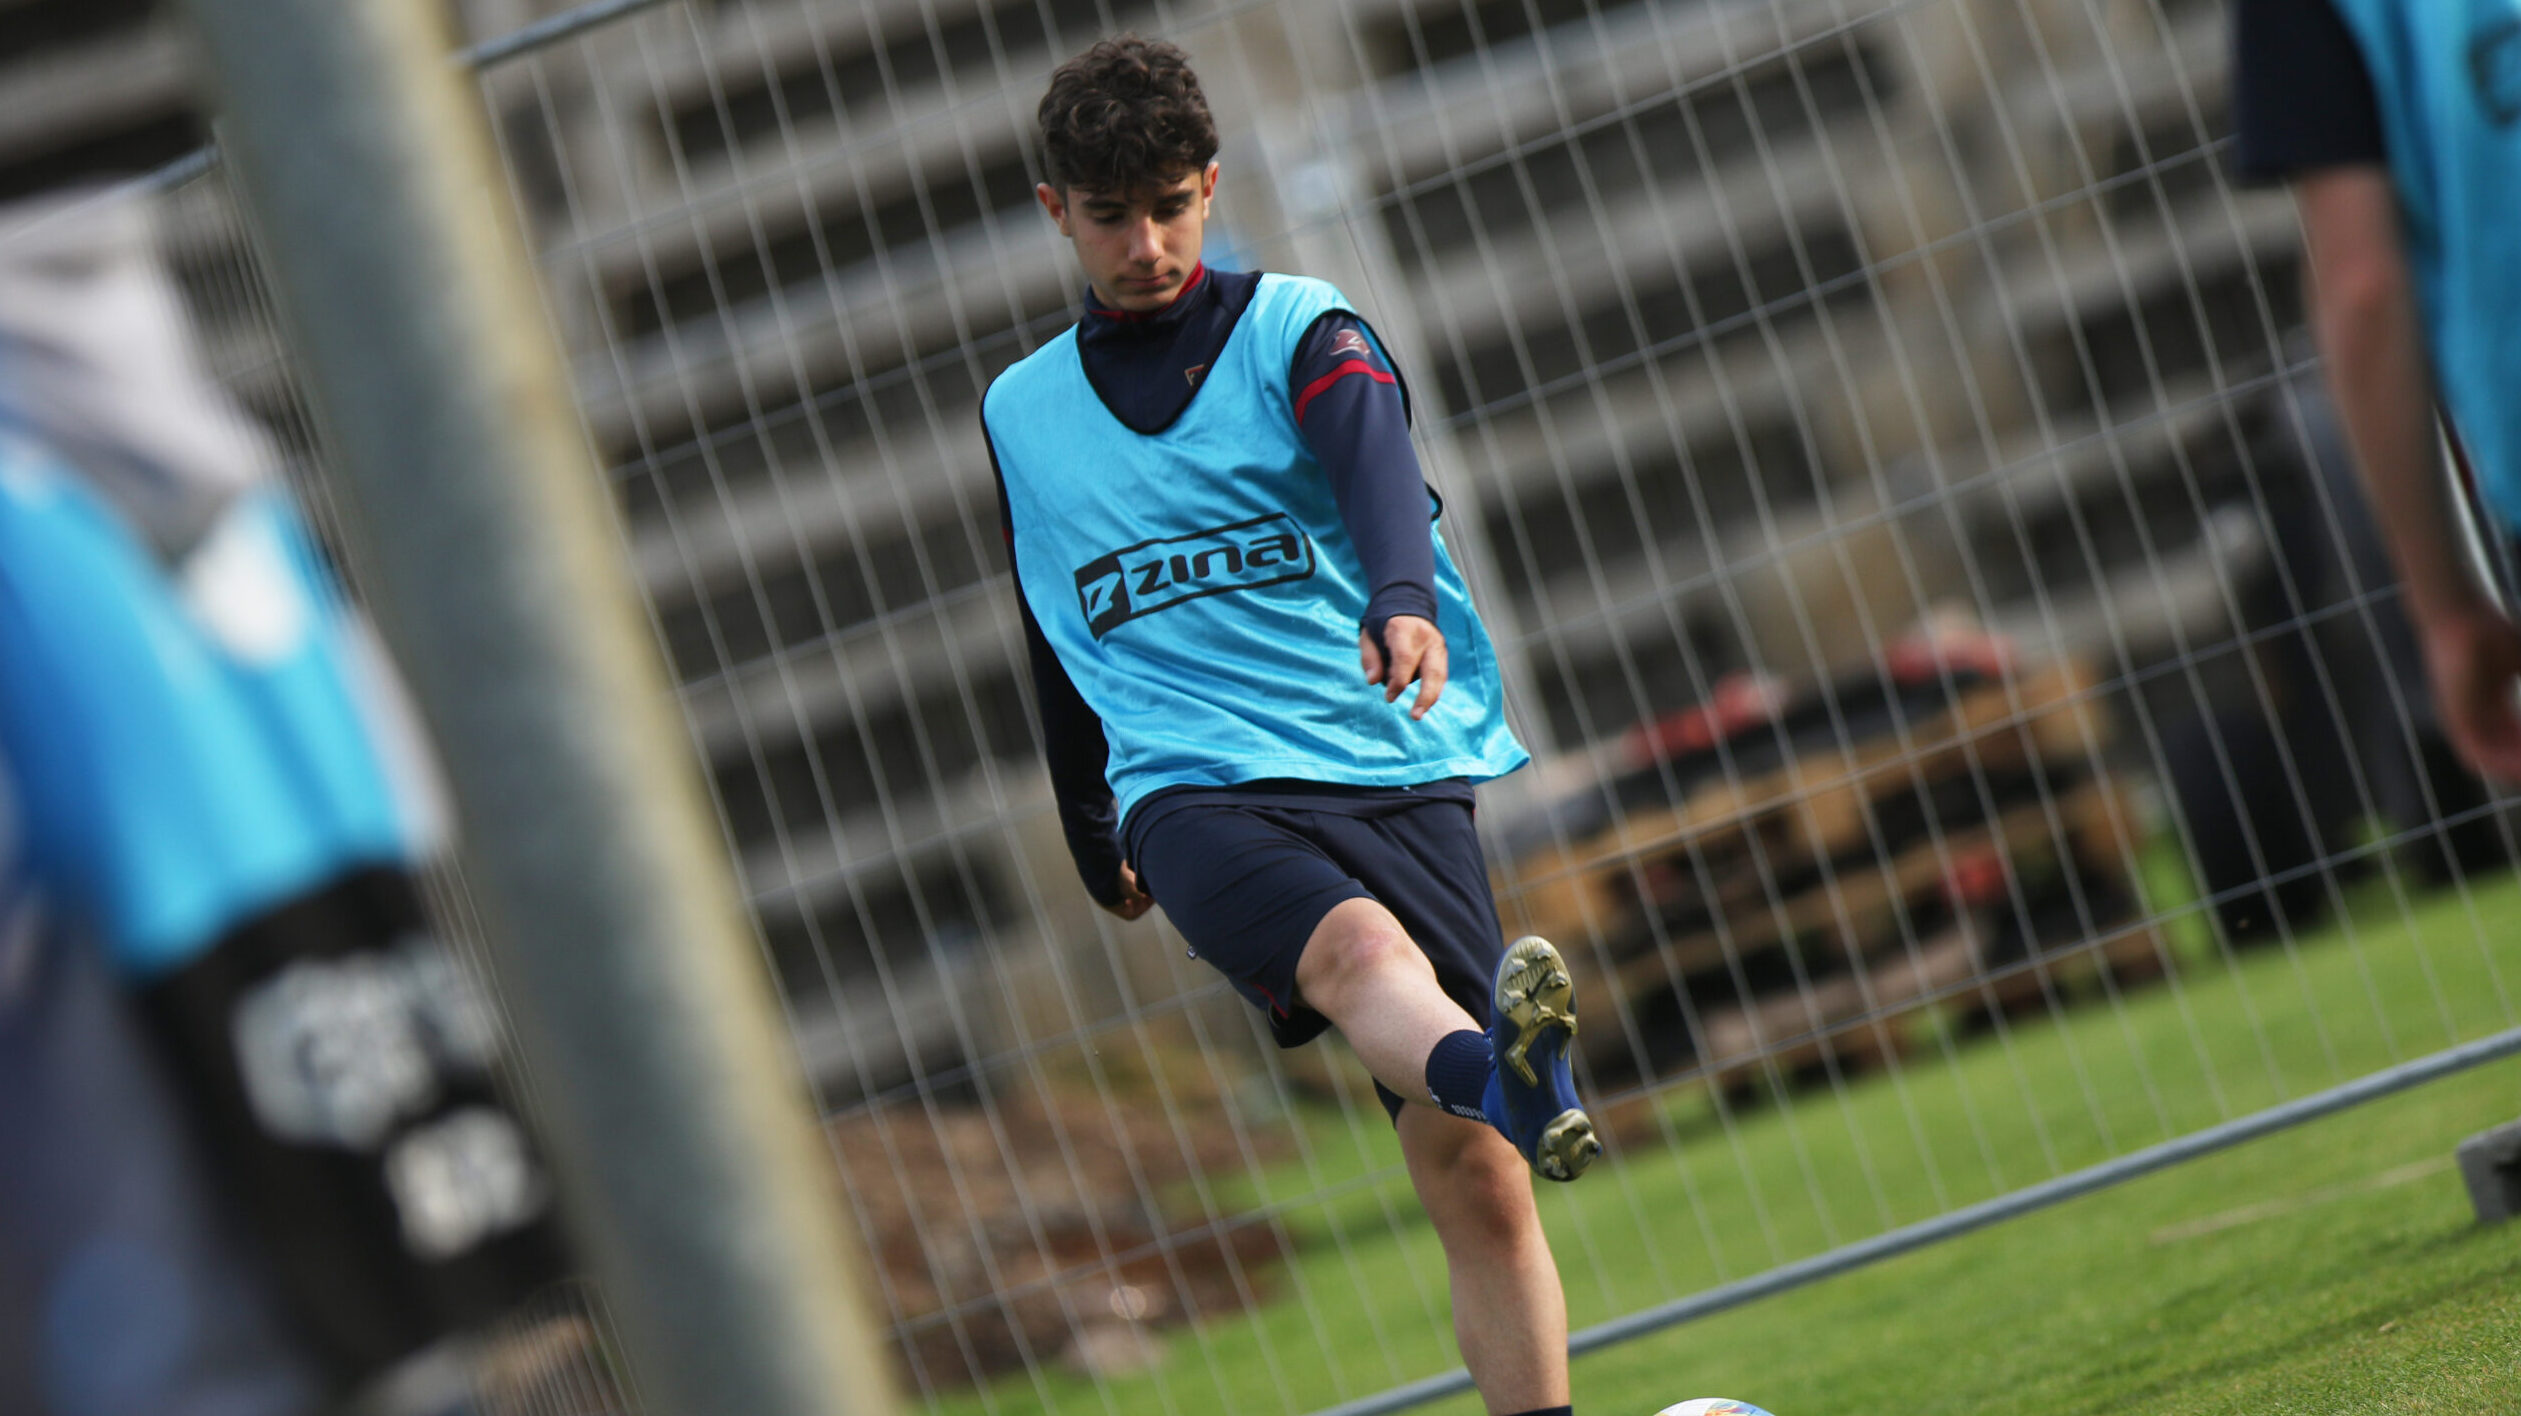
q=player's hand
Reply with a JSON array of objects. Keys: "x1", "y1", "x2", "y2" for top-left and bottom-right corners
[
  {"x1": 2420, "y1": 598, "x2": 2521, "y2": 784},
  {"x1": 1099, "y1": 861, "x2": 1154, "y2": 921},
  {"x1": 1361, "y1": 614, "x2": 1449, "y2": 721}
]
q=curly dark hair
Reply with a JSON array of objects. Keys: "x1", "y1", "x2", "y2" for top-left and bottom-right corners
[{"x1": 1037, "y1": 35, "x2": 1218, "y2": 194}]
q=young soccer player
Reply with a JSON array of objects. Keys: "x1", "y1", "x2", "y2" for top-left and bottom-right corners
[{"x1": 983, "y1": 34, "x2": 1599, "y2": 1415}]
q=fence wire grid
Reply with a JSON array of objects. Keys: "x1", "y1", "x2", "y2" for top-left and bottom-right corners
[{"x1": 87, "y1": 0, "x2": 2521, "y2": 1410}]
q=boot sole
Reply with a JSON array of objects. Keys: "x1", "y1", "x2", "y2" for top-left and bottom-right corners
[
  {"x1": 1536, "y1": 1108, "x2": 1603, "y2": 1182},
  {"x1": 1494, "y1": 935, "x2": 1578, "y2": 1086},
  {"x1": 1495, "y1": 936, "x2": 1600, "y2": 1181}
]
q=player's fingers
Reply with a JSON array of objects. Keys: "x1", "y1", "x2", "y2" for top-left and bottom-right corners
[
  {"x1": 1409, "y1": 639, "x2": 1450, "y2": 720},
  {"x1": 1383, "y1": 636, "x2": 1426, "y2": 704},
  {"x1": 1098, "y1": 863, "x2": 1152, "y2": 919},
  {"x1": 1359, "y1": 631, "x2": 1387, "y2": 686}
]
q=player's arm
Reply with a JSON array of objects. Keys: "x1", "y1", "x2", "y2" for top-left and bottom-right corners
[
  {"x1": 2295, "y1": 170, "x2": 2521, "y2": 780},
  {"x1": 985, "y1": 417, "x2": 1152, "y2": 918},
  {"x1": 2297, "y1": 172, "x2": 2470, "y2": 620},
  {"x1": 1291, "y1": 312, "x2": 1447, "y2": 720}
]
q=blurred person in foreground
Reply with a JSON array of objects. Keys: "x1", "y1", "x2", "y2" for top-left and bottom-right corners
[
  {"x1": 985, "y1": 36, "x2": 1597, "y2": 1416},
  {"x1": 2233, "y1": 0, "x2": 2521, "y2": 785},
  {"x1": 0, "y1": 191, "x2": 565, "y2": 1415}
]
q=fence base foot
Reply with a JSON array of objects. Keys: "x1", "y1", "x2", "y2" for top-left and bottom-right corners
[{"x1": 2456, "y1": 1120, "x2": 2521, "y2": 1224}]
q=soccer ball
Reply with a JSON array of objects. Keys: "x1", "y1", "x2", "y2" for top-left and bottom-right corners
[{"x1": 1652, "y1": 1402, "x2": 1776, "y2": 1416}]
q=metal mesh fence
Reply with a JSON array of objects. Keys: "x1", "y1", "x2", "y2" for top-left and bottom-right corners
[{"x1": 92, "y1": 0, "x2": 2521, "y2": 1409}]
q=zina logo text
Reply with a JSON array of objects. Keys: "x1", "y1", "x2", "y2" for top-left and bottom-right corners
[{"x1": 1074, "y1": 512, "x2": 1315, "y2": 638}]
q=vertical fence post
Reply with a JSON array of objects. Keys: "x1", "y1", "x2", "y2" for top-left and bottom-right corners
[{"x1": 168, "y1": 3, "x2": 898, "y2": 1413}]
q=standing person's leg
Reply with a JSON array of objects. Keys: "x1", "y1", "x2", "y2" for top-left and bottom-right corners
[
  {"x1": 1288, "y1": 793, "x2": 1588, "y2": 1416},
  {"x1": 1293, "y1": 902, "x2": 1573, "y2": 1413},
  {"x1": 1394, "y1": 1105, "x2": 1570, "y2": 1415},
  {"x1": 1130, "y1": 798, "x2": 1588, "y2": 1412}
]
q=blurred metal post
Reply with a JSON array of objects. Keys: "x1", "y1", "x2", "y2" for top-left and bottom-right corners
[{"x1": 169, "y1": 3, "x2": 897, "y2": 1414}]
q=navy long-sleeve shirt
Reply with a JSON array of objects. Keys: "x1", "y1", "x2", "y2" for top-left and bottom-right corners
[
  {"x1": 2229, "y1": 0, "x2": 2385, "y2": 185},
  {"x1": 989, "y1": 266, "x2": 1450, "y2": 904}
]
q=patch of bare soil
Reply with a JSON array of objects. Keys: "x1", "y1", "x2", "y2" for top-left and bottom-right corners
[{"x1": 830, "y1": 1061, "x2": 1291, "y2": 1391}]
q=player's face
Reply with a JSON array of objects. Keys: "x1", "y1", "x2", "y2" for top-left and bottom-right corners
[{"x1": 1037, "y1": 162, "x2": 1217, "y2": 313}]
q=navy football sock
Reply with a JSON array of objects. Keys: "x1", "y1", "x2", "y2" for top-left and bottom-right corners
[
  {"x1": 1424, "y1": 1028, "x2": 1493, "y2": 1121},
  {"x1": 1503, "y1": 1407, "x2": 1571, "y2": 1416}
]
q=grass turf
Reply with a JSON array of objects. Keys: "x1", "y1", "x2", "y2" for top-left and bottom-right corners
[{"x1": 925, "y1": 867, "x2": 2521, "y2": 1416}]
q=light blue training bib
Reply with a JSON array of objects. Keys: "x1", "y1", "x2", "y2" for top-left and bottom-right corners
[
  {"x1": 0, "y1": 438, "x2": 427, "y2": 979},
  {"x1": 985, "y1": 273, "x2": 1528, "y2": 823}
]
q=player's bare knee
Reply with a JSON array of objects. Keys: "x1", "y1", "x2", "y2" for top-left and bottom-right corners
[
  {"x1": 1408, "y1": 1123, "x2": 1532, "y2": 1238},
  {"x1": 1426, "y1": 1139, "x2": 1538, "y2": 1251},
  {"x1": 1296, "y1": 904, "x2": 1422, "y2": 1004}
]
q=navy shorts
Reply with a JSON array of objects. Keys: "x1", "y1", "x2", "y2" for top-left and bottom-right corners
[{"x1": 1125, "y1": 783, "x2": 1505, "y2": 1116}]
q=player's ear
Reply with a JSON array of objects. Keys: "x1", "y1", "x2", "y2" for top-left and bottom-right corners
[
  {"x1": 1036, "y1": 182, "x2": 1071, "y2": 236},
  {"x1": 1199, "y1": 160, "x2": 1218, "y2": 215}
]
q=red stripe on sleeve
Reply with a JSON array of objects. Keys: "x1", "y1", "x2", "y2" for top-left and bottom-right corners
[{"x1": 1293, "y1": 358, "x2": 1397, "y2": 425}]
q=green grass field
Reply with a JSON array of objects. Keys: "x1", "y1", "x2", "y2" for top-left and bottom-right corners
[{"x1": 931, "y1": 867, "x2": 2521, "y2": 1416}]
